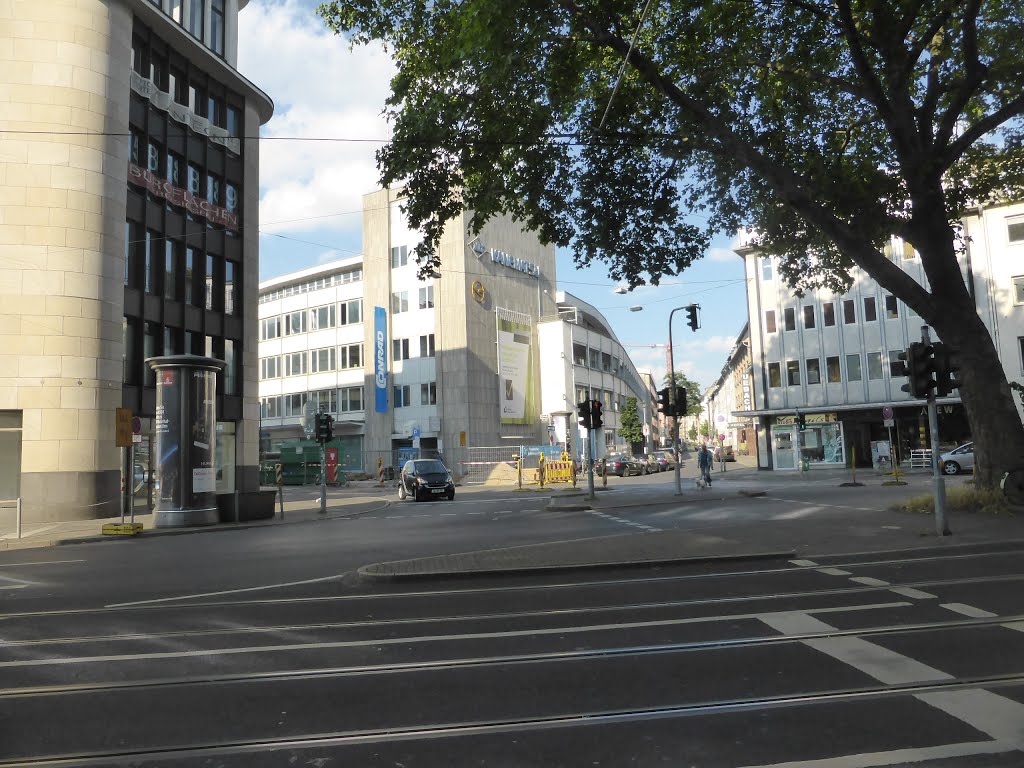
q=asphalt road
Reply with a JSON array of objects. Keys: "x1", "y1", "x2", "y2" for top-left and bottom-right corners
[{"x1": 3, "y1": 530, "x2": 1024, "y2": 766}]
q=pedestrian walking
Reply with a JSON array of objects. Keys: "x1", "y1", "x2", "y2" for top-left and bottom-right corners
[{"x1": 697, "y1": 443, "x2": 713, "y2": 487}]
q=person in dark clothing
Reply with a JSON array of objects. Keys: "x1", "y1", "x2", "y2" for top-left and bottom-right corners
[{"x1": 697, "y1": 444, "x2": 713, "y2": 487}]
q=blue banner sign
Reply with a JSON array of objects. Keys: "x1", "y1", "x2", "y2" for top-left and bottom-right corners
[{"x1": 374, "y1": 306, "x2": 388, "y2": 413}]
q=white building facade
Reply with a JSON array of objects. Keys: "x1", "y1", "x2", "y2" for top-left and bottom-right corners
[{"x1": 703, "y1": 324, "x2": 755, "y2": 457}]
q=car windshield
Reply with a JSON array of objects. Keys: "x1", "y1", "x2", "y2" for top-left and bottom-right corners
[{"x1": 410, "y1": 460, "x2": 447, "y2": 474}]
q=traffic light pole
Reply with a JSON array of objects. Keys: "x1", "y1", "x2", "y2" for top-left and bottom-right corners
[
  {"x1": 586, "y1": 430, "x2": 596, "y2": 501},
  {"x1": 668, "y1": 306, "x2": 684, "y2": 495},
  {"x1": 922, "y1": 327, "x2": 950, "y2": 536},
  {"x1": 320, "y1": 441, "x2": 327, "y2": 515}
]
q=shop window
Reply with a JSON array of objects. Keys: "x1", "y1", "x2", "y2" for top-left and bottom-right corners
[
  {"x1": 803, "y1": 306, "x2": 815, "y2": 329},
  {"x1": 864, "y1": 296, "x2": 877, "y2": 322},
  {"x1": 786, "y1": 360, "x2": 800, "y2": 386},
  {"x1": 843, "y1": 299, "x2": 856, "y2": 324},
  {"x1": 801, "y1": 423, "x2": 845, "y2": 465},
  {"x1": 823, "y1": 302, "x2": 835, "y2": 327},
  {"x1": 867, "y1": 351, "x2": 883, "y2": 380},
  {"x1": 784, "y1": 307, "x2": 796, "y2": 331},
  {"x1": 846, "y1": 353, "x2": 862, "y2": 381},
  {"x1": 885, "y1": 294, "x2": 898, "y2": 319},
  {"x1": 806, "y1": 358, "x2": 821, "y2": 385},
  {"x1": 767, "y1": 362, "x2": 782, "y2": 388},
  {"x1": 826, "y1": 356, "x2": 841, "y2": 383}
]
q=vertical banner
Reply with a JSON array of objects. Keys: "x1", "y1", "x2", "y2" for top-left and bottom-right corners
[
  {"x1": 374, "y1": 306, "x2": 389, "y2": 413},
  {"x1": 154, "y1": 369, "x2": 181, "y2": 509},
  {"x1": 496, "y1": 308, "x2": 534, "y2": 425},
  {"x1": 190, "y1": 369, "x2": 217, "y2": 504}
]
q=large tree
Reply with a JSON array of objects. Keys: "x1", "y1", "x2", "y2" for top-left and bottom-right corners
[
  {"x1": 618, "y1": 396, "x2": 645, "y2": 452},
  {"x1": 319, "y1": 0, "x2": 1024, "y2": 486},
  {"x1": 663, "y1": 372, "x2": 703, "y2": 418}
]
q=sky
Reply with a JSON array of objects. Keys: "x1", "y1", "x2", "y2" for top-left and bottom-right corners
[{"x1": 238, "y1": 0, "x2": 750, "y2": 394}]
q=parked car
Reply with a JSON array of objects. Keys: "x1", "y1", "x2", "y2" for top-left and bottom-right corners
[
  {"x1": 939, "y1": 442, "x2": 974, "y2": 475},
  {"x1": 641, "y1": 454, "x2": 662, "y2": 473},
  {"x1": 601, "y1": 453, "x2": 647, "y2": 477},
  {"x1": 713, "y1": 445, "x2": 736, "y2": 462},
  {"x1": 398, "y1": 458, "x2": 456, "y2": 501},
  {"x1": 655, "y1": 450, "x2": 678, "y2": 471}
]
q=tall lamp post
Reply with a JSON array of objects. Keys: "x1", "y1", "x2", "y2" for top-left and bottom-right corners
[{"x1": 668, "y1": 305, "x2": 687, "y2": 495}]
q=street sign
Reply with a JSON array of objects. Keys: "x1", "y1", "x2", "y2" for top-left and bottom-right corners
[
  {"x1": 642, "y1": 424, "x2": 650, "y2": 436},
  {"x1": 115, "y1": 408, "x2": 133, "y2": 448},
  {"x1": 412, "y1": 426, "x2": 421, "y2": 439},
  {"x1": 882, "y1": 406, "x2": 894, "y2": 420},
  {"x1": 884, "y1": 418, "x2": 895, "y2": 427}
]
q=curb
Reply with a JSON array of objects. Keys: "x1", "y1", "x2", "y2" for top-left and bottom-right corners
[
  {"x1": 546, "y1": 502, "x2": 593, "y2": 512},
  {"x1": 357, "y1": 549, "x2": 796, "y2": 582}
]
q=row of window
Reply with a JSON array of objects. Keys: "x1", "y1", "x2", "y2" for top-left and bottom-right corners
[
  {"x1": 261, "y1": 387, "x2": 365, "y2": 418},
  {"x1": 125, "y1": 223, "x2": 236, "y2": 313},
  {"x1": 766, "y1": 295, "x2": 903, "y2": 333},
  {"x1": 766, "y1": 350, "x2": 906, "y2": 388},
  {"x1": 258, "y1": 334, "x2": 437, "y2": 379},
  {"x1": 392, "y1": 287, "x2": 435, "y2": 315},
  {"x1": 258, "y1": 270, "x2": 364, "y2": 304},
  {"x1": 574, "y1": 386, "x2": 628, "y2": 413},
  {"x1": 123, "y1": 319, "x2": 238, "y2": 393},
  {"x1": 131, "y1": 133, "x2": 240, "y2": 215},
  {"x1": 393, "y1": 383, "x2": 437, "y2": 408},
  {"x1": 260, "y1": 300, "x2": 363, "y2": 339},
  {"x1": 145, "y1": 0, "x2": 227, "y2": 58},
  {"x1": 571, "y1": 344, "x2": 625, "y2": 376}
]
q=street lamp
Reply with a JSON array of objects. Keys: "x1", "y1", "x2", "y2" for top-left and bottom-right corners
[{"x1": 668, "y1": 305, "x2": 687, "y2": 495}]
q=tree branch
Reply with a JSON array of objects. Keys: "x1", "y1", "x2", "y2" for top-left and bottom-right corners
[
  {"x1": 944, "y1": 92, "x2": 1024, "y2": 167},
  {"x1": 747, "y1": 57, "x2": 877, "y2": 103},
  {"x1": 934, "y1": 0, "x2": 986, "y2": 152}
]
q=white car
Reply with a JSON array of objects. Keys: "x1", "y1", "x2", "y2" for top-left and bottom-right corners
[{"x1": 939, "y1": 442, "x2": 974, "y2": 475}]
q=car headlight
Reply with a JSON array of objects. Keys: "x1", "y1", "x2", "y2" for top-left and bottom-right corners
[{"x1": 446, "y1": 474, "x2": 453, "y2": 483}]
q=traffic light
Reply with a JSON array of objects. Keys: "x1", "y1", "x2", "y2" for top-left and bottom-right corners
[
  {"x1": 658, "y1": 387, "x2": 671, "y2": 415},
  {"x1": 933, "y1": 343, "x2": 962, "y2": 397},
  {"x1": 796, "y1": 411, "x2": 806, "y2": 431},
  {"x1": 900, "y1": 342, "x2": 937, "y2": 399},
  {"x1": 673, "y1": 386, "x2": 687, "y2": 417},
  {"x1": 315, "y1": 412, "x2": 334, "y2": 442},
  {"x1": 685, "y1": 304, "x2": 700, "y2": 332},
  {"x1": 591, "y1": 399, "x2": 604, "y2": 429},
  {"x1": 578, "y1": 400, "x2": 592, "y2": 430}
]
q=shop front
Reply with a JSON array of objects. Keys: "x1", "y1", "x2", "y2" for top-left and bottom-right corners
[{"x1": 770, "y1": 413, "x2": 845, "y2": 470}]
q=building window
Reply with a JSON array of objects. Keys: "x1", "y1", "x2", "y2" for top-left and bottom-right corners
[
  {"x1": 419, "y1": 286, "x2": 434, "y2": 309},
  {"x1": 601, "y1": 352, "x2": 612, "y2": 372},
  {"x1": 421, "y1": 382, "x2": 437, "y2": 405},
  {"x1": 170, "y1": 0, "x2": 183, "y2": 24},
  {"x1": 806, "y1": 358, "x2": 821, "y2": 385},
  {"x1": 164, "y1": 241, "x2": 178, "y2": 300},
  {"x1": 1013, "y1": 276, "x2": 1024, "y2": 304},
  {"x1": 786, "y1": 360, "x2": 800, "y2": 386},
  {"x1": 761, "y1": 257, "x2": 772, "y2": 281},
  {"x1": 211, "y1": 0, "x2": 225, "y2": 55},
  {"x1": 391, "y1": 291, "x2": 409, "y2": 314},
  {"x1": 310, "y1": 347, "x2": 336, "y2": 373},
  {"x1": 166, "y1": 151, "x2": 182, "y2": 188},
  {"x1": 589, "y1": 348, "x2": 601, "y2": 369},
  {"x1": 826, "y1": 356, "x2": 841, "y2": 383},
  {"x1": 260, "y1": 316, "x2": 281, "y2": 340},
  {"x1": 123, "y1": 318, "x2": 138, "y2": 384},
  {"x1": 888, "y1": 350, "x2": 906, "y2": 377},
  {"x1": 143, "y1": 323, "x2": 158, "y2": 386},
  {"x1": 902, "y1": 241, "x2": 916, "y2": 260},
  {"x1": 207, "y1": 173, "x2": 221, "y2": 206},
  {"x1": 803, "y1": 306, "x2": 815, "y2": 329},
  {"x1": 864, "y1": 296, "x2": 877, "y2": 322},
  {"x1": 847, "y1": 353, "x2": 862, "y2": 381},
  {"x1": 185, "y1": 247, "x2": 196, "y2": 305},
  {"x1": 226, "y1": 106, "x2": 241, "y2": 137},
  {"x1": 393, "y1": 384, "x2": 412, "y2": 408},
  {"x1": 285, "y1": 352, "x2": 307, "y2": 376},
  {"x1": 823, "y1": 302, "x2": 835, "y2": 327},
  {"x1": 420, "y1": 334, "x2": 435, "y2": 358},
  {"x1": 310, "y1": 304, "x2": 335, "y2": 330},
  {"x1": 261, "y1": 396, "x2": 281, "y2": 418},
  {"x1": 885, "y1": 294, "x2": 898, "y2": 319},
  {"x1": 767, "y1": 362, "x2": 782, "y2": 388},
  {"x1": 572, "y1": 343, "x2": 587, "y2": 366},
  {"x1": 603, "y1": 390, "x2": 614, "y2": 411},
  {"x1": 311, "y1": 388, "x2": 337, "y2": 414},
  {"x1": 282, "y1": 393, "x2": 307, "y2": 417},
  {"x1": 124, "y1": 221, "x2": 134, "y2": 286},
  {"x1": 225, "y1": 261, "x2": 235, "y2": 315},
  {"x1": 1009, "y1": 218, "x2": 1024, "y2": 243},
  {"x1": 611, "y1": 357, "x2": 619, "y2": 375},
  {"x1": 575, "y1": 385, "x2": 589, "y2": 403},
  {"x1": 340, "y1": 299, "x2": 362, "y2": 325},
  {"x1": 340, "y1": 386, "x2": 364, "y2": 412},
  {"x1": 391, "y1": 245, "x2": 408, "y2": 268},
  {"x1": 784, "y1": 307, "x2": 796, "y2": 331},
  {"x1": 843, "y1": 299, "x2": 856, "y2": 324},
  {"x1": 393, "y1": 338, "x2": 411, "y2": 361},
  {"x1": 284, "y1": 311, "x2": 307, "y2": 335},
  {"x1": 224, "y1": 340, "x2": 237, "y2": 394},
  {"x1": 867, "y1": 351, "x2": 883, "y2": 380},
  {"x1": 188, "y1": 0, "x2": 204, "y2": 39},
  {"x1": 205, "y1": 254, "x2": 217, "y2": 310},
  {"x1": 144, "y1": 230, "x2": 156, "y2": 294},
  {"x1": 339, "y1": 343, "x2": 362, "y2": 369},
  {"x1": 207, "y1": 95, "x2": 222, "y2": 128},
  {"x1": 260, "y1": 356, "x2": 280, "y2": 380}
]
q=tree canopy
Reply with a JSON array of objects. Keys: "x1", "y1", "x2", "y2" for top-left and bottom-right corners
[
  {"x1": 318, "y1": 0, "x2": 1024, "y2": 484},
  {"x1": 617, "y1": 396, "x2": 645, "y2": 447},
  {"x1": 663, "y1": 372, "x2": 703, "y2": 418}
]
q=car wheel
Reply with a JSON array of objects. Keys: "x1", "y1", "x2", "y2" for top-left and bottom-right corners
[
  {"x1": 447, "y1": 491, "x2": 455, "y2": 501},
  {"x1": 397, "y1": 483, "x2": 406, "y2": 501},
  {"x1": 943, "y1": 461, "x2": 961, "y2": 475}
]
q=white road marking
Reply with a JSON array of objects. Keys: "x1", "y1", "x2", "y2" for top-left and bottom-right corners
[
  {"x1": 850, "y1": 576, "x2": 890, "y2": 587},
  {"x1": 737, "y1": 740, "x2": 1015, "y2": 768},
  {"x1": 0, "y1": 601, "x2": 908, "y2": 669},
  {"x1": 1004, "y1": 620, "x2": 1024, "y2": 634},
  {"x1": 888, "y1": 586, "x2": 937, "y2": 600},
  {"x1": 0, "y1": 559, "x2": 85, "y2": 568},
  {"x1": 941, "y1": 603, "x2": 997, "y2": 618},
  {"x1": 105, "y1": 574, "x2": 346, "y2": 608},
  {"x1": 0, "y1": 584, "x2": 28, "y2": 590},
  {"x1": 762, "y1": 497, "x2": 884, "y2": 513},
  {"x1": 817, "y1": 568, "x2": 851, "y2": 576},
  {"x1": 789, "y1": 559, "x2": 818, "y2": 567},
  {"x1": 916, "y1": 689, "x2": 1024, "y2": 746}
]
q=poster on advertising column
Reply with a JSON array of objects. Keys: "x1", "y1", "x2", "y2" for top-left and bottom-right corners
[
  {"x1": 374, "y1": 306, "x2": 389, "y2": 413},
  {"x1": 496, "y1": 307, "x2": 534, "y2": 425}
]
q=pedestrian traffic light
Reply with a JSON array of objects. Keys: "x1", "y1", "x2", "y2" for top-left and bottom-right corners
[
  {"x1": 933, "y1": 342, "x2": 962, "y2": 397},
  {"x1": 578, "y1": 400, "x2": 592, "y2": 430},
  {"x1": 591, "y1": 399, "x2": 604, "y2": 429},
  {"x1": 796, "y1": 411, "x2": 806, "y2": 431},
  {"x1": 658, "y1": 387, "x2": 671, "y2": 415},
  {"x1": 685, "y1": 304, "x2": 700, "y2": 332},
  {"x1": 315, "y1": 412, "x2": 334, "y2": 442},
  {"x1": 673, "y1": 386, "x2": 687, "y2": 417},
  {"x1": 900, "y1": 342, "x2": 937, "y2": 399}
]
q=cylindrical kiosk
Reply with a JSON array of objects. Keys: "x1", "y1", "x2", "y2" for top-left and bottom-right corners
[{"x1": 146, "y1": 355, "x2": 225, "y2": 528}]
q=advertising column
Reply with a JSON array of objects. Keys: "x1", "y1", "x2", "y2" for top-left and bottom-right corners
[{"x1": 147, "y1": 355, "x2": 225, "y2": 528}]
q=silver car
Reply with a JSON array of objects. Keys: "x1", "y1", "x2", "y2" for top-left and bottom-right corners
[{"x1": 939, "y1": 442, "x2": 974, "y2": 475}]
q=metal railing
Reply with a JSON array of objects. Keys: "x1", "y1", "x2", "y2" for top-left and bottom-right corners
[{"x1": 1, "y1": 498, "x2": 22, "y2": 540}]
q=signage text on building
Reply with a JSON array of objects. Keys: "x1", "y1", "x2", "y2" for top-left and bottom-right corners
[
  {"x1": 128, "y1": 164, "x2": 239, "y2": 229},
  {"x1": 374, "y1": 306, "x2": 388, "y2": 413}
]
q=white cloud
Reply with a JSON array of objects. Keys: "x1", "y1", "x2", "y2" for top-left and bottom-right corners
[
  {"x1": 706, "y1": 236, "x2": 743, "y2": 262},
  {"x1": 238, "y1": 0, "x2": 396, "y2": 237}
]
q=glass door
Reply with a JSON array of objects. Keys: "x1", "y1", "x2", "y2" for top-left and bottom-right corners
[{"x1": 773, "y1": 428, "x2": 796, "y2": 469}]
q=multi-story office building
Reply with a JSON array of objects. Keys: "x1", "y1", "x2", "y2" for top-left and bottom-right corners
[
  {"x1": 0, "y1": 0, "x2": 273, "y2": 521},
  {"x1": 258, "y1": 193, "x2": 655, "y2": 468},
  {"x1": 737, "y1": 201, "x2": 1024, "y2": 470},
  {"x1": 703, "y1": 324, "x2": 755, "y2": 456}
]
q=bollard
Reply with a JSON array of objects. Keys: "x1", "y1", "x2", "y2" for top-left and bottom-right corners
[
  {"x1": 275, "y1": 463, "x2": 284, "y2": 520},
  {"x1": 538, "y1": 454, "x2": 546, "y2": 489},
  {"x1": 601, "y1": 458, "x2": 608, "y2": 488},
  {"x1": 517, "y1": 457, "x2": 522, "y2": 490},
  {"x1": 16, "y1": 497, "x2": 22, "y2": 540}
]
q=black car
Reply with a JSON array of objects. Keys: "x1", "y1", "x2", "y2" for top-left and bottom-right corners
[
  {"x1": 398, "y1": 459, "x2": 456, "y2": 501},
  {"x1": 601, "y1": 453, "x2": 647, "y2": 477}
]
